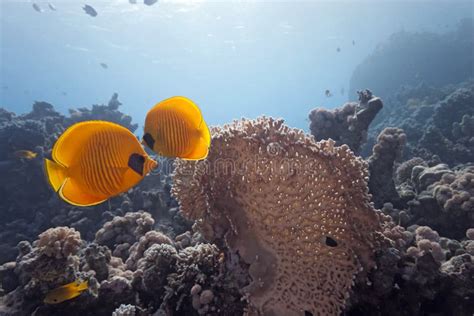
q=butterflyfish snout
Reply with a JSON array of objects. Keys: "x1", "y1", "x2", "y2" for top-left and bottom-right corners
[
  {"x1": 44, "y1": 121, "x2": 157, "y2": 207},
  {"x1": 143, "y1": 96, "x2": 211, "y2": 160}
]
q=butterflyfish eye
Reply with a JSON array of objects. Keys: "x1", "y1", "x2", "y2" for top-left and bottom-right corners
[
  {"x1": 143, "y1": 133, "x2": 155, "y2": 150},
  {"x1": 128, "y1": 153, "x2": 145, "y2": 176}
]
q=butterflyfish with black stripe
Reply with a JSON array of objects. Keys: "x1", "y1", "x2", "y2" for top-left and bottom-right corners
[
  {"x1": 142, "y1": 96, "x2": 211, "y2": 160},
  {"x1": 44, "y1": 121, "x2": 158, "y2": 207}
]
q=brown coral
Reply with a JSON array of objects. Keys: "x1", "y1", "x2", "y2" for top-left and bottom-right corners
[
  {"x1": 172, "y1": 117, "x2": 383, "y2": 316},
  {"x1": 308, "y1": 93, "x2": 383, "y2": 155},
  {"x1": 125, "y1": 230, "x2": 173, "y2": 270},
  {"x1": 368, "y1": 127, "x2": 406, "y2": 208},
  {"x1": 36, "y1": 227, "x2": 82, "y2": 259}
]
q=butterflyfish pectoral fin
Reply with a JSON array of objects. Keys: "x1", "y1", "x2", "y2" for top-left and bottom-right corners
[{"x1": 59, "y1": 178, "x2": 107, "y2": 207}]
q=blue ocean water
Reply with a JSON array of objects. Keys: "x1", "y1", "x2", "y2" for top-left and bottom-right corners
[{"x1": 1, "y1": 0, "x2": 472, "y2": 132}]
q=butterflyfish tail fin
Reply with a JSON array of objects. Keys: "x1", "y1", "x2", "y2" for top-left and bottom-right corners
[
  {"x1": 44, "y1": 159, "x2": 67, "y2": 192},
  {"x1": 76, "y1": 280, "x2": 89, "y2": 292}
]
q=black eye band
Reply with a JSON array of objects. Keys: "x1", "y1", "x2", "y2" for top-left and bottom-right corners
[
  {"x1": 128, "y1": 153, "x2": 145, "y2": 176},
  {"x1": 143, "y1": 133, "x2": 155, "y2": 150}
]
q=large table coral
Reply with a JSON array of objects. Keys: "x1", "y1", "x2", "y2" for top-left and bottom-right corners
[{"x1": 172, "y1": 117, "x2": 383, "y2": 316}]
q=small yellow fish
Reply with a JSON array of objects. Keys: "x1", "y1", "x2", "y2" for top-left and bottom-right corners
[
  {"x1": 14, "y1": 150, "x2": 37, "y2": 160},
  {"x1": 143, "y1": 96, "x2": 211, "y2": 160},
  {"x1": 44, "y1": 121, "x2": 158, "y2": 207},
  {"x1": 44, "y1": 279, "x2": 89, "y2": 304}
]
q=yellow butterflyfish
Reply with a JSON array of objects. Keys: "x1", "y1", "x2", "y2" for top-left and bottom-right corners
[
  {"x1": 14, "y1": 150, "x2": 37, "y2": 160},
  {"x1": 44, "y1": 121, "x2": 157, "y2": 207},
  {"x1": 142, "y1": 96, "x2": 211, "y2": 160},
  {"x1": 44, "y1": 279, "x2": 88, "y2": 304}
]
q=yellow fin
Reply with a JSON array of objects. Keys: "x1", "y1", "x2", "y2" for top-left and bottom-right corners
[
  {"x1": 75, "y1": 280, "x2": 89, "y2": 292},
  {"x1": 182, "y1": 134, "x2": 210, "y2": 160},
  {"x1": 198, "y1": 118, "x2": 211, "y2": 148},
  {"x1": 182, "y1": 118, "x2": 210, "y2": 160},
  {"x1": 59, "y1": 178, "x2": 107, "y2": 207},
  {"x1": 44, "y1": 158, "x2": 67, "y2": 192}
]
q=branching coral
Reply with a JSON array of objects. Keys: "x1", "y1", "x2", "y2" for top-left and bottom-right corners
[
  {"x1": 125, "y1": 230, "x2": 173, "y2": 270},
  {"x1": 172, "y1": 116, "x2": 383, "y2": 316},
  {"x1": 95, "y1": 212, "x2": 155, "y2": 260},
  {"x1": 35, "y1": 227, "x2": 82, "y2": 259},
  {"x1": 308, "y1": 91, "x2": 383, "y2": 155}
]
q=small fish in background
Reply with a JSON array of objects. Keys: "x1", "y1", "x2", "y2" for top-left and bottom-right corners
[
  {"x1": 325, "y1": 89, "x2": 333, "y2": 97},
  {"x1": 61, "y1": 91, "x2": 67, "y2": 96},
  {"x1": 83, "y1": 5, "x2": 98, "y2": 17},
  {"x1": 143, "y1": 96, "x2": 211, "y2": 160},
  {"x1": 48, "y1": 3, "x2": 57, "y2": 11},
  {"x1": 44, "y1": 280, "x2": 89, "y2": 304},
  {"x1": 340, "y1": 87, "x2": 345, "y2": 95},
  {"x1": 14, "y1": 150, "x2": 37, "y2": 160},
  {"x1": 144, "y1": 0, "x2": 158, "y2": 6},
  {"x1": 2, "y1": 85, "x2": 7, "y2": 90},
  {"x1": 100, "y1": 63, "x2": 108, "y2": 69},
  {"x1": 32, "y1": 3, "x2": 42, "y2": 13},
  {"x1": 336, "y1": 47, "x2": 341, "y2": 52},
  {"x1": 44, "y1": 121, "x2": 158, "y2": 206},
  {"x1": 129, "y1": 0, "x2": 137, "y2": 3},
  {"x1": 352, "y1": 40, "x2": 355, "y2": 46}
]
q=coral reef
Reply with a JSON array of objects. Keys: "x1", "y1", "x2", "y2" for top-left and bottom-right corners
[
  {"x1": 0, "y1": 213, "x2": 242, "y2": 316},
  {"x1": 308, "y1": 89, "x2": 383, "y2": 155},
  {"x1": 0, "y1": 95, "x2": 182, "y2": 264},
  {"x1": 347, "y1": 224, "x2": 474, "y2": 316},
  {"x1": 360, "y1": 76, "x2": 474, "y2": 162},
  {"x1": 396, "y1": 163, "x2": 474, "y2": 239},
  {"x1": 172, "y1": 116, "x2": 384, "y2": 315},
  {"x1": 349, "y1": 18, "x2": 474, "y2": 99},
  {"x1": 1, "y1": 75, "x2": 473, "y2": 315},
  {"x1": 367, "y1": 127, "x2": 406, "y2": 208}
]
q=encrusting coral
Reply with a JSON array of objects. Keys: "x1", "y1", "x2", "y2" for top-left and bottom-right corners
[{"x1": 172, "y1": 116, "x2": 384, "y2": 316}]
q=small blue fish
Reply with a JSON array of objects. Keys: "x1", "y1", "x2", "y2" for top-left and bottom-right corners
[
  {"x1": 32, "y1": 3, "x2": 42, "y2": 12},
  {"x1": 83, "y1": 5, "x2": 97, "y2": 17},
  {"x1": 144, "y1": 0, "x2": 158, "y2": 6}
]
